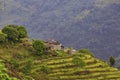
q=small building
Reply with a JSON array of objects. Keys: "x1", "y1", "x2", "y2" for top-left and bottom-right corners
[
  {"x1": 64, "y1": 48, "x2": 77, "y2": 55},
  {"x1": 44, "y1": 39, "x2": 63, "y2": 50}
]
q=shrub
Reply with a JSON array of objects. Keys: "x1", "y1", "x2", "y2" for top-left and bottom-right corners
[
  {"x1": 32, "y1": 40, "x2": 46, "y2": 55},
  {"x1": 109, "y1": 56, "x2": 115, "y2": 66},
  {"x1": 72, "y1": 56, "x2": 85, "y2": 67}
]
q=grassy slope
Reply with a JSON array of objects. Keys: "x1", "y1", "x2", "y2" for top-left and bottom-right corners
[
  {"x1": 0, "y1": 39, "x2": 36, "y2": 79},
  {"x1": 0, "y1": 40, "x2": 120, "y2": 80},
  {"x1": 33, "y1": 54, "x2": 120, "y2": 80}
]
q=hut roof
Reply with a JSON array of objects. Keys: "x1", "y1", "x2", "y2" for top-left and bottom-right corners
[{"x1": 44, "y1": 39, "x2": 60, "y2": 45}]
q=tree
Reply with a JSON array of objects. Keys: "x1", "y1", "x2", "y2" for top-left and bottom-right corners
[
  {"x1": 109, "y1": 56, "x2": 115, "y2": 66},
  {"x1": 17, "y1": 26, "x2": 28, "y2": 39},
  {"x1": 2, "y1": 24, "x2": 28, "y2": 42},
  {"x1": 32, "y1": 40, "x2": 46, "y2": 55},
  {"x1": 2, "y1": 25, "x2": 19, "y2": 42}
]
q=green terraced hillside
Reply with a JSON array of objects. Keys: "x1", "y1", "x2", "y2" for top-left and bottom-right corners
[
  {"x1": 33, "y1": 54, "x2": 120, "y2": 80},
  {"x1": 0, "y1": 25, "x2": 120, "y2": 80}
]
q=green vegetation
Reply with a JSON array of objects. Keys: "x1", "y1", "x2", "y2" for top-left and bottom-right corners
[
  {"x1": 45, "y1": 55, "x2": 120, "y2": 80},
  {"x1": 0, "y1": 60, "x2": 17, "y2": 80},
  {"x1": 32, "y1": 40, "x2": 46, "y2": 55},
  {"x1": 2, "y1": 24, "x2": 28, "y2": 43},
  {"x1": 0, "y1": 30, "x2": 7, "y2": 43},
  {"x1": 109, "y1": 56, "x2": 115, "y2": 66},
  {"x1": 17, "y1": 26, "x2": 28, "y2": 38},
  {"x1": 2, "y1": 25, "x2": 19, "y2": 42},
  {"x1": 40, "y1": 64, "x2": 52, "y2": 74},
  {"x1": 72, "y1": 56, "x2": 86, "y2": 67},
  {"x1": 78, "y1": 48, "x2": 94, "y2": 57},
  {"x1": 33, "y1": 54, "x2": 120, "y2": 80},
  {"x1": 54, "y1": 50, "x2": 68, "y2": 57},
  {"x1": 21, "y1": 59, "x2": 33, "y2": 74},
  {"x1": 0, "y1": 24, "x2": 120, "y2": 80}
]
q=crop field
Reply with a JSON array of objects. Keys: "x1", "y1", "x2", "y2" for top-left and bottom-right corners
[{"x1": 31, "y1": 54, "x2": 120, "y2": 80}]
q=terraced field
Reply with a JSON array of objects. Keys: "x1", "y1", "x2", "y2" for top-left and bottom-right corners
[
  {"x1": 33, "y1": 54, "x2": 120, "y2": 80},
  {"x1": 6, "y1": 53, "x2": 120, "y2": 80}
]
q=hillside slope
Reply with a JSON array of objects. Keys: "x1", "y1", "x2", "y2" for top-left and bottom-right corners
[
  {"x1": 33, "y1": 54, "x2": 120, "y2": 80},
  {"x1": 0, "y1": 0, "x2": 120, "y2": 61},
  {"x1": 0, "y1": 25, "x2": 120, "y2": 79},
  {"x1": 0, "y1": 40, "x2": 120, "y2": 80}
]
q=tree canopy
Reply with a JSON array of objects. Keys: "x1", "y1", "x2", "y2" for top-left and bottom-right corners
[
  {"x1": 32, "y1": 40, "x2": 46, "y2": 55},
  {"x1": 1, "y1": 24, "x2": 28, "y2": 42},
  {"x1": 17, "y1": 26, "x2": 28, "y2": 38},
  {"x1": 2, "y1": 25, "x2": 19, "y2": 42}
]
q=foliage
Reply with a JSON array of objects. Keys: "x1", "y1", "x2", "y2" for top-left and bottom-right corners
[
  {"x1": 8, "y1": 59, "x2": 19, "y2": 70},
  {"x1": 72, "y1": 56, "x2": 85, "y2": 67},
  {"x1": 0, "y1": 60, "x2": 18, "y2": 80},
  {"x1": 32, "y1": 40, "x2": 46, "y2": 55},
  {"x1": 54, "y1": 50, "x2": 67, "y2": 57},
  {"x1": 109, "y1": 56, "x2": 115, "y2": 66},
  {"x1": 1, "y1": 24, "x2": 120, "y2": 80},
  {"x1": 0, "y1": 31, "x2": 7, "y2": 43},
  {"x1": 78, "y1": 48, "x2": 94, "y2": 57},
  {"x1": 40, "y1": 64, "x2": 51, "y2": 74},
  {"x1": 21, "y1": 59, "x2": 33, "y2": 74},
  {"x1": 2, "y1": 25, "x2": 19, "y2": 42},
  {"x1": 76, "y1": 53, "x2": 84, "y2": 57},
  {"x1": 2, "y1": 24, "x2": 28, "y2": 42},
  {"x1": 17, "y1": 26, "x2": 28, "y2": 39}
]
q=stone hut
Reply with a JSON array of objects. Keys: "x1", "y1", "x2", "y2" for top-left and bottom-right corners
[
  {"x1": 64, "y1": 48, "x2": 77, "y2": 55},
  {"x1": 44, "y1": 39, "x2": 63, "y2": 50}
]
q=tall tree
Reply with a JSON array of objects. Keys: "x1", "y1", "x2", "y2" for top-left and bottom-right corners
[{"x1": 109, "y1": 56, "x2": 115, "y2": 66}]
